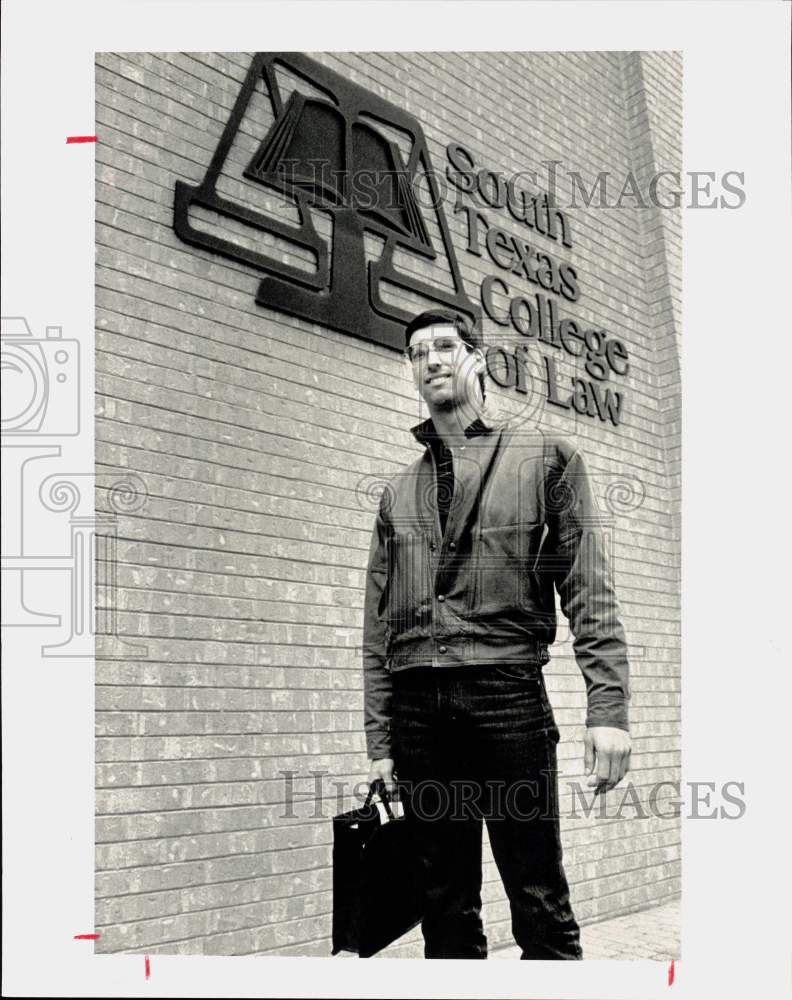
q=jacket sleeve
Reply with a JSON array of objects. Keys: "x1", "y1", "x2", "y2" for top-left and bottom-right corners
[
  {"x1": 545, "y1": 440, "x2": 631, "y2": 732},
  {"x1": 362, "y1": 494, "x2": 394, "y2": 759}
]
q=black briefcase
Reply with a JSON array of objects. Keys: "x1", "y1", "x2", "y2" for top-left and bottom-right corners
[{"x1": 331, "y1": 779, "x2": 424, "y2": 957}]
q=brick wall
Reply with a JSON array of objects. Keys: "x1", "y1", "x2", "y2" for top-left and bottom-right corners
[{"x1": 95, "y1": 50, "x2": 681, "y2": 955}]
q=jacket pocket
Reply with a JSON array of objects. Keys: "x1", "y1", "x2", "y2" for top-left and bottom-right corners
[
  {"x1": 469, "y1": 522, "x2": 546, "y2": 616},
  {"x1": 384, "y1": 530, "x2": 431, "y2": 634}
]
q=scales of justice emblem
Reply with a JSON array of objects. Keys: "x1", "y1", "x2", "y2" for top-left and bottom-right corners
[{"x1": 174, "y1": 52, "x2": 480, "y2": 351}]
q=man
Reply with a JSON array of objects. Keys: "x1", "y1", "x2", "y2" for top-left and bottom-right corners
[{"x1": 362, "y1": 308, "x2": 631, "y2": 959}]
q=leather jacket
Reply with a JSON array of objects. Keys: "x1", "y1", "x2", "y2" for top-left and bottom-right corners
[{"x1": 363, "y1": 413, "x2": 631, "y2": 759}]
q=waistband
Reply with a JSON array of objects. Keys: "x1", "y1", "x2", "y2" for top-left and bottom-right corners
[{"x1": 388, "y1": 635, "x2": 550, "y2": 672}]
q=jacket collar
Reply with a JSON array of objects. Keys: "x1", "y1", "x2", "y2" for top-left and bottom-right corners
[{"x1": 410, "y1": 409, "x2": 503, "y2": 447}]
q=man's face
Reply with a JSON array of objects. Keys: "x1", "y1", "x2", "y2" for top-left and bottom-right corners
[{"x1": 406, "y1": 324, "x2": 482, "y2": 409}]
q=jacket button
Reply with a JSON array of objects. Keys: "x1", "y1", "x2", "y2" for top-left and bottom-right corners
[
  {"x1": 448, "y1": 542, "x2": 456, "y2": 551},
  {"x1": 437, "y1": 594, "x2": 445, "y2": 602},
  {"x1": 438, "y1": 645, "x2": 448, "y2": 654}
]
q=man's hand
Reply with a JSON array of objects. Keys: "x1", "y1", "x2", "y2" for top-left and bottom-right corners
[
  {"x1": 584, "y1": 727, "x2": 631, "y2": 795},
  {"x1": 367, "y1": 757, "x2": 396, "y2": 797}
]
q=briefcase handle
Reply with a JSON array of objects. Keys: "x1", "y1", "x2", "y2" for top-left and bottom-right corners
[{"x1": 364, "y1": 778, "x2": 395, "y2": 821}]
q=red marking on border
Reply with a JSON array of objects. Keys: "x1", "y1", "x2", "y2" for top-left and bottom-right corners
[
  {"x1": 66, "y1": 135, "x2": 97, "y2": 144},
  {"x1": 145, "y1": 955, "x2": 151, "y2": 979},
  {"x1": 73, "y1": 933, "x2": 100, "y2": 940},
  {"x1": 668, "y1": 959, "x2": 675, "y2": 985}
]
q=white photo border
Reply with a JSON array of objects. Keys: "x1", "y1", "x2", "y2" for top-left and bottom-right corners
[{"x1": 2, "y1": 1, "x2": 790, "y2": 997}]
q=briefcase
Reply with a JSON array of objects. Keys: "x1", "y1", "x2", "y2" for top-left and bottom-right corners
[{"x1": 331, "y1": 779, "x2": 424, "y2": 957}]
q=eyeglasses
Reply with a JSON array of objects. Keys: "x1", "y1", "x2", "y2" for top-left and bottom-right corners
[{"x1": 405, "y1": 337, "x2": 466, "y2": 364}]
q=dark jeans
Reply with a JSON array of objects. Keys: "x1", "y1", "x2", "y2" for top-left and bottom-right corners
[{"x1": 391, "y1": 664, "x2": 582, "y2": 960}]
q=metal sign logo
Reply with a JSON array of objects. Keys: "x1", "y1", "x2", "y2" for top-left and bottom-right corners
[{"x1": 173, "y1": 53, "x2": 479, "y2": 351}]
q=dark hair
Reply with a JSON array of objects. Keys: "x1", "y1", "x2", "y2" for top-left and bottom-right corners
[
  {"x1": 404, "y1": 308, "x2": 486, "y2": 400},
  {"x1": 404, "y1": 308, "x2": 480, "y2": 351}
]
